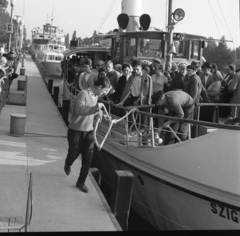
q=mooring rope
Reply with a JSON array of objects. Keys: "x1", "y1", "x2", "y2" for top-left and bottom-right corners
[{"x1": 94, "y1": 105, "x2": 139, "y2": 151}]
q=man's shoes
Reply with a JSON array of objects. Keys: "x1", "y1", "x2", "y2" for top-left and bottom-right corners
[
  {"x1": 64, "y1": 164, "x2": 71, "y2": 176},
  {"x1": 76, "y1": 182, "x2": 88, "y2": 193}
]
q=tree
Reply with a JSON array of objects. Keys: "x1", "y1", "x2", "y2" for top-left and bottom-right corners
[
  {"x1": 0, "y1": 0, "x2": 8, "y2": 8},
  {"x1": 72, "y1": 30, "x2": 77, "y2": 40},
  {"x1": 65, "y1": 33, "x2": 70, "y2": 48},
  {"x1": 203, "y1": 36, "x2": 236, "y2": 71},
  {"x1": 236, "y1": 46, "x2": 240, "y2": 60},
  {"x1": 0, "y1": 9, "x2": 10, "y2": 45}
]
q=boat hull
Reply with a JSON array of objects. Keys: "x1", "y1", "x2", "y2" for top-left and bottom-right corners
[
  {"x1": 41, "y1": 61, "x2": 62, "y2": 76},
  {"x1": 92, "y1": 127, "x2": 240, "y2": 231},
  {"x1": 93, "y1": 146, "x2": 240, "y2": 230}
]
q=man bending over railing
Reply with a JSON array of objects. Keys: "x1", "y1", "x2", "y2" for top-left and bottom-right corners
[{"x1": 152, "y1": 90, "x2": 194, "y2": 145}]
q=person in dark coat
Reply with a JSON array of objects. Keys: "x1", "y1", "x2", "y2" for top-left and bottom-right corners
[
  {"x1": 113, "y1": 64, "x2": 132, "y2": 104},
  {"x1": 67, "y1": 64, "x2": 80, "y2": 84},
  {"x1": 184, "y1": 65, "x2": 202, "y2": 104},
  {"x1": 219, "y1": 65, "x2": 235, "y2": 117},
  {"x1": 169, "y1": 63, "x2": 187, "y2": 91}
]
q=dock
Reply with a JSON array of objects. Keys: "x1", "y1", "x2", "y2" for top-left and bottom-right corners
[{"x1": 0, "y1": 55, "x2": 121, "y2": 232}]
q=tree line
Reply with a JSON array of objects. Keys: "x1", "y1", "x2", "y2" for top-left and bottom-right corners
[
  {"x1": 203, "y1": 36, "x2": 240, "y2": 72},
  {"x1": 0, "y1": 0, "x2": 30, "y2": 49}
]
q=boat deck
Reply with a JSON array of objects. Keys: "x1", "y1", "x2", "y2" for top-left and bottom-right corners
[{"x1": 0, "y1": 55, "x2": 121, "y2": 232}]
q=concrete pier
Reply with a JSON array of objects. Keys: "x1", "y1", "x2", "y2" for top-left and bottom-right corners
[{"x1": 0, "y1": 55, "x2": 121, "y2": 232}]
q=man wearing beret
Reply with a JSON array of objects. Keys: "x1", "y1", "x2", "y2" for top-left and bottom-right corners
[{"x1": 153, "y1": 90, "x2": 194, "y2": 145}]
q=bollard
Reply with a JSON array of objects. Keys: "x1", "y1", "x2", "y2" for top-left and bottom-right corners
[
  {"x1": 53, "y1": 86, "x2": 59, "y2": 106},
  {"x1": 111, "y1": 171, "x2": 134, "y2": 231},
  {"x1": 20, "y1": 68, "x2": 26, "y2": 76},
  {"x1": 90, "y1": 168, "x2": 102, "y2": 185},
  {"x1": 17, "y1": 80, "x2": 26, "y2": 91},
  {"x1": 9, "y1": 114, "x2": 27, "y2": 137},
  {"x1": 48, "y1": 79, "x2": 53, "y2": 94},
  {"x1": 62, "y1": 99, "x2": 70, "y2": 126}
]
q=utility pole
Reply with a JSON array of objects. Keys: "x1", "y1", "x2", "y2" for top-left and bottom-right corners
[
  {"x1": 166, "y1": 0, "x2": 173, "y2": 65},
  {"x1": 15, "y1": 15, "x2": 21, "y2": 49},
  {"x1": 20, "y1": 0, "x2": 25, "y2": 49},
  {"x1": 8, "y1": 0, "x2": 15, "y2": 52}
]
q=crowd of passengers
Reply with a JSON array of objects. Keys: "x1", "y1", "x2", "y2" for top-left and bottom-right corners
[
  {"x1": 0, "y1": 47, "x2": 23, "y2": 99},
  {"x1": 64, "y1": 56, "x2": 240, "y2": 145}
]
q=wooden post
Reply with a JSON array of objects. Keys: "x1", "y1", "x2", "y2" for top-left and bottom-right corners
[
  {"x1": 90, "y1": 168, "x2": 102, "y2": 186},
  {"x1": 48, "y1": 79, "x2": 53, "y2": 94},
  {"x1": 53, "y1": 86, "x2": 59, "y2": 106},
  {"x1": 62, "y1": 99, "x2": 70, "y2": 126},
  {"x1": 111, "y1": 171, "x2": 134, "y2": 231}
]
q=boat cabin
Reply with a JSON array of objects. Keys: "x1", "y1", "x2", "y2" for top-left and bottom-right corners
[
  {"x1": 44, "y1": 44, "x2": 66, "y2": 52},
  {"x1": 63, "y1": 45, "x2": 111, "y2": 67},
  {"x1": 36, "y1": 51, "x2": 63, "y2": 63},
  {"x1": 109, "y1": 31, "x2": 207, "y2": 65}
]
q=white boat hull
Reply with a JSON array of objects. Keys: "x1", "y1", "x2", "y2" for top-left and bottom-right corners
[
  {"x1": 41, "y1": 61, "x2": 62, "y2": 76},
  {"x1": 92, "y1": 126, "x2": 240, "y2": 230}
]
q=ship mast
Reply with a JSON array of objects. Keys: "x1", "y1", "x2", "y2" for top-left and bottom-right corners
[
  {"x1": 166, "y1": 0, "x2": 173, "y2": 65},
  {"x1": 49, "y1": 5, "x2": 54, "y2": 39}
]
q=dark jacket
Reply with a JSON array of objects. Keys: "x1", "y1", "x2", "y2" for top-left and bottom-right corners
[
  {"x1": 169, "y1": 74, "x2": 185, "y2": 90},
  {"x1": 184, "y1": 73, "x2": 202, "y2": 103},
  {"x1": 111, "y1": 75, "x2": 127, "y2": 103}
]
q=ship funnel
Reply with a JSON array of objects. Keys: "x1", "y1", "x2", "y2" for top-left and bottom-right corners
[
  {"x1": 117, "y1": 13, "x2": 130, "y2": 30},
  {"x1": 121, "y1": 0, "x2": 142, "y2": 31}
]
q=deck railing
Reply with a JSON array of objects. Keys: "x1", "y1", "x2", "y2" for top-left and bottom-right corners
[{"x1": 63, "y1": 80, "x2": 240, "y2": 148}]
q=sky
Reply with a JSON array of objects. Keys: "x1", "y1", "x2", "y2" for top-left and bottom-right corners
[{"x1": 9, "y1": 0, "x2": 240, "y2": 49}]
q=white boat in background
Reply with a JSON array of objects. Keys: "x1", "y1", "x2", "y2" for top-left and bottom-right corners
[
  {"x1": 62, "y1": 0, "x2": 240, "y2": 230},
  {"x1": 31, "y1": 23, "x2": 66, "y2": 76}
]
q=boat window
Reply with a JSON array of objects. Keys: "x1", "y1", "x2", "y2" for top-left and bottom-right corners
[
  {"x1": 125, "y1": 38, "x2": 137, "y2": 57},
  {"x1": 54, "y1": 46, "x2": 59, "y2": 50},
  {"x1": 49, "y1": 45, "x2": 53, "y2": 50},
  {"x1": 141, "y1": 38, "x2": 162, "y2": 58},
  {"x1": 174, "y1": 40, "x2": 186, "y2": 58},
  {"x1": 55, "y1": 56, "x2": 62, "y2": 61},
  {"x1": 193, "y1": 42, "x2": 199, "y2": 59},
  {"x1": 48, "y1": 55, "x2": 55, "y2": 60}
]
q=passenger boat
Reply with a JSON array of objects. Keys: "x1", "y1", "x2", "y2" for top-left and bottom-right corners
[
  {"x1": 31, "y1": 23, "x2": 66, "y2": 76},
  {"x1": 62, "y1": 0, "x2": 240, "y2": 230}
]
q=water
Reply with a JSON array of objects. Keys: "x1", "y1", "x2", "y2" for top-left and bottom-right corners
[{"x1": 100, "y1": 181, "x2": 157, "y2": 231}]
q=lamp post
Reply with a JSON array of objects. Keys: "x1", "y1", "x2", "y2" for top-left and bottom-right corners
[
  {"x1": 19, "y1": 20, "x2": 24, "y2": 50},
  {"x1": 166, "y1": 0, "x2": 185, "y2": 65},
  {"x1": 8, "y1": 0, "x2": 16, "y2": 52},
  {"x1": 15, "y1": 15, "x2": 21, "y2": 50}
]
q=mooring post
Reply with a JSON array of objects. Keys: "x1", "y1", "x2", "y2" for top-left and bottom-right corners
[
  {"x1": 111, "y1": 170, "x2": 134, "y2": 231},
  {"x1": 90, "y1": 168, "x2": 102, "y2": 185},
  {"x1": 48, "y1": 79, "x2": 53, "y2": 94},
  {"x1": 62, "y1": 99, "x2": 70, "y2": 126},
  {"x1": 53, "y1": 86, "x2": 59, "y2": 106}
]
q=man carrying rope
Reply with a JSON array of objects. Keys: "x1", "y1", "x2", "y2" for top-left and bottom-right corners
[{"x1": 64, "y1": 76, "x2": 111, "y2": 193}]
